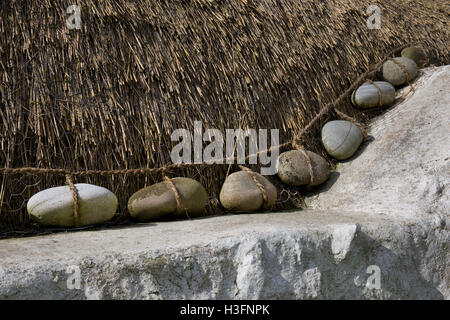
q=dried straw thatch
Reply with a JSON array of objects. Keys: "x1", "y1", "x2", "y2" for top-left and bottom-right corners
[{"x1": 0, "y1": 0, "x2": 449, "y2": 231}]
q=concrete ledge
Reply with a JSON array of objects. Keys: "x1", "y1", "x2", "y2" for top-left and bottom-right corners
[{"x1": 0, "y1": 210, "x2": 447, "y2": 299}]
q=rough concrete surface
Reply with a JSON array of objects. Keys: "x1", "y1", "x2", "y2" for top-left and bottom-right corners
[
  {"x1": 0, "y1": 66, "x2": 448, "y2": 300},
  {"x1": 307, "y1": 65, "x2": 450, "y2": 220}
]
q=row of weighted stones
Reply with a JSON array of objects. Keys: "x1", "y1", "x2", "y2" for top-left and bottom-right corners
[{"x1": 27, "y1": 47, "x2": 425, "y2": 227}]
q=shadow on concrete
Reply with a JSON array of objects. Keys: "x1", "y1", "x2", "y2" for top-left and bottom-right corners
[{"x1": 339, "y1": 135, "x2": 375, "y2": 164}]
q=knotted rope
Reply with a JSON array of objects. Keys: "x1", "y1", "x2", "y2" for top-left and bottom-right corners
[
  {"x1": 389, "y1": 58, "x2": 416, "y2": 97},
  {"x1": 65, "y1": 174, "x2": 80, "y2": 227},
  {"x1": 161, "y1": 170, "x2": 184, "y2": 216},
  {"x1": 389, "y1": 58, "x2": 411, "y2": 85},
  {"x1": 291, "y1": 142, "x2": 315, "y2": 187},
  {"x1": 239, "y1": 165, "x2": 270, "y2": 211},
  {"x1": 333, "y1": 108, "x2": 368, "y2": 138},
  {"x1": 366, "y1": 79, "x2": 383, "y2": 107}
]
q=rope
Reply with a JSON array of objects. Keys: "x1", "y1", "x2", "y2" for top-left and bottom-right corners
[
  {"x1": 366, "y1": 79, "x2": 383, "y2": 107},
  {"x1": 389, "y1": 58, "x2": 410, "y2": 85},
  {"x1": 161, "y1": 171, "x2": 184, "y2": 216},
  {"x1": 333, "y1": 108, "x2": 367, "y2": 138},
  {"x1": 0, "y1": 164, "x2": 186, "y2": 176},
  {"x1": 65, "y1": 174, "x2": 80, "y2": 227},
  {"x1": 292, "y1": 142, "x2": 315, "y2": 186},
  {"x1": 239, "y1": 165, "x2": 270, "y2": 211},
  {"x1": 0, "y1": 45, "x2": 409, "y2": 179},
  {"x1": 389, "y1": 58, "x2": 418, "y2": 100},
  {"x1": 289, "y1": 44, "x2": 408, "y2": 144}
]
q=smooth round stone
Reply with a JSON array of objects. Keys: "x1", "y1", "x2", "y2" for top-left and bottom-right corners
[
  {"x1": 276, "y1": 150, "x2": 330, "y2": 186},
  {"x1": 382, "y1": 57, "x2": 418, "y2": 86},
  {"x1": 219, "y1": 171, "x2": 277, "y2": 212},
  {"x1": 401, "y1": 47, "x2": 426, "y2": 67},
  {"x1": 321, "y1": 120, "x2": 364, "y2": 160},
  {"x1": 27, "y1": 184, "x2": 118, "y2": 227},
  {"x1": 351, "y1": 81, "x2": 395, "y2": 108},
  {"x1": 128, "y1": 177, "x2": 208, "y2": 221}
]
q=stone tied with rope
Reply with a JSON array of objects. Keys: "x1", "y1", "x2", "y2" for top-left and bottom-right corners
[
  {"x1": 3, "y1": 44, "x2": 425, "y2": 226},
  {"x1": 276, "y1": 144, "x2": 330, "y2": 187},
  {"x1": 351, "y1": 80, "x2": 396, "y2": 109},
  {"x1": 127, "y1": 176, "x2": 208, "y2": 222},
  {"x1": 321, "y1": 120, "x2": 365, "y2": 161},
  {"x1": 401, "y1": 47, "x2": 427, "y2": 68},
  {"x1": 383, "y1": 57, "x2": 418, "y2": 86},
  {"x1": 220, "y1": 166, "x2": 277, "y2": 212},
  {"x1": 26, "y1": 183, "x2": 118, "y2": 227}
]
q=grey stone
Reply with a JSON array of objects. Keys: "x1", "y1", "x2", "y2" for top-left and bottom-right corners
[
  {"x1": 220, "y1": 171, "x2": 277, "y2": 211},
  {"x1": 382, "y1": 57, "x2": 418, "y2": 86},
  {"x1": 401, "y1": 47, "x2": 427, "y2": 68},
  {"x1": 351, "y1": 81, "x2": 395, "y2": 108},
  {"x1": 276, "y1": 150, "x2": 330, "y2": 186},
  {"x1": 27, "y1": 184, "x2": 118, "y2": 227},
  {"x1": 321, "y1": 120, "x2": 364, "y2": 160},
  {"x1": 128, "y1": 177, "x2": 208, "y2": 221}
]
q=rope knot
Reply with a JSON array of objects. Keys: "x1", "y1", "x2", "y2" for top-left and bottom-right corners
[
  {"x1": 162, "y1": 170, "x2": 185, "y2": 217},
  {"x1": 366, "y1": 79, "x2": 383, "y2": 107},
  {"x1": 65, "y1": 174, "x2": 80, "y2": 227},
  {"x1": 333, "y1": 108, "x2": 367, "y2": 138},
  {"x1": 292, "y1": 144, "x2": 315, "y2": 187},
  {"x1": 239, "y1": 165, "x2": 270, "y2": 211}
]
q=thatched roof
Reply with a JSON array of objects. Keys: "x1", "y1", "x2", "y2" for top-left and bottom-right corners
[{"x1": 1, "y1": 0, "x2": 448, "y2": 231}]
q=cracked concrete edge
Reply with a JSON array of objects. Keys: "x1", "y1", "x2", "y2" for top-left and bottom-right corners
[{"x1": 0, "y1": 211, "x2": 447, "y2": 300}]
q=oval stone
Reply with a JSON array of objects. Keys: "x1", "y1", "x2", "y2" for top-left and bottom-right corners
[
  {"x1": 220, "y1": 171, "x2": 277, "y2": 212},
  {"x1": 128, "y1": 177, "x2": 208, "y2": 221},
  {"x1": 351, "y1": 81, "x2": 395, "y2": 108},
  {"x1": 276, "y1": 150, "x2": 330, "y2": 186},
  {"x1": 382, "y1": 57, "x2": 418, "y2": 86},
  {"x1": 321, "y1": 120, "x2": 364, "y2": 160},
  {"x1": 27, "y1": 184, "x2": 118, "y2": 227},
  {"x1": 401, "y1": 47, "x2": 426, "y2": 68}
]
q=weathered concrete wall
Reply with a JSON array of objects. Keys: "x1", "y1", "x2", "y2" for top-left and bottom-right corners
[
  {"x1": 0, "y1": 66, "x2": 448, "y2": 300},
  {"x1": 0, "y1": 211, "x2": 447, "y2": 299}
]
